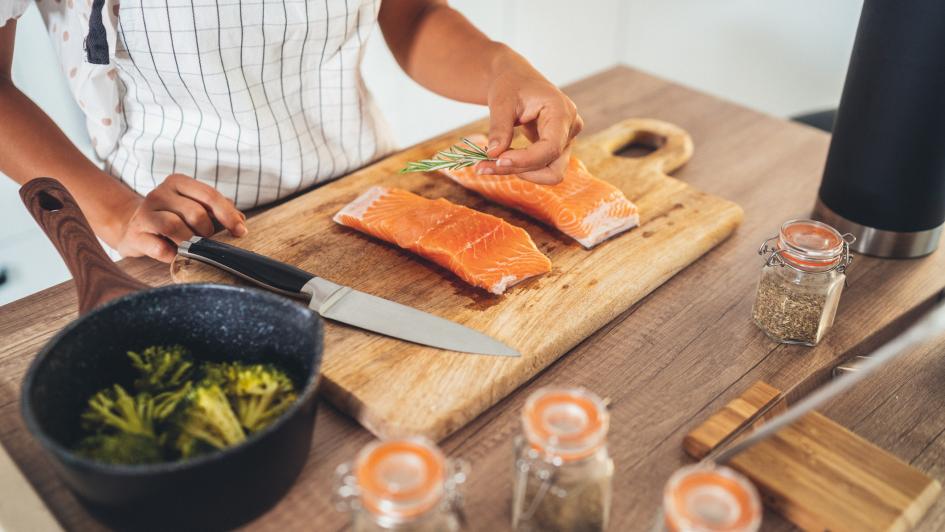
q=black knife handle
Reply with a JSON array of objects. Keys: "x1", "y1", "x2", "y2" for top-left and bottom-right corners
[{"x1": 178, "y1": 237, "x2": 312, "y2": 296}]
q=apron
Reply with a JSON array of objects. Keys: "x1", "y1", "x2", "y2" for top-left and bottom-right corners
[{"x1": 88, "y1": 0, "x2": 394, "y2": 210}]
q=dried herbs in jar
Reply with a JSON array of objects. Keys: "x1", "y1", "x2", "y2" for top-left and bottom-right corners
[
  {"x1": 512, "y1": 387, "x2": 613, "y2": 532},
  {"x1": 752, "y1": 219, "x2": 854, "y2": 346}
]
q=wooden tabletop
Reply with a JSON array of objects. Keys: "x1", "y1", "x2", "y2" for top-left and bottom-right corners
[{"x1": 1, "y1": 66, "x2": 944, "y2": 531}]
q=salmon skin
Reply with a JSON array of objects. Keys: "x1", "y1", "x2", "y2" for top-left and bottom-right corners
[
  {"x1": 443, "y1": 135, "x2": 640, "y2": 248},
  {"x1": 333, "y1": 186, "x2": 551, "y2": 295}
]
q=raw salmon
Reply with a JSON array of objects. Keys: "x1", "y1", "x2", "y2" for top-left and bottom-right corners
[
  {"x1": 333, "y1": 186, "x2": 551, "y2": 295},
  {"x1": 443, "y1": 135, "x2": 640, "y2": 248}
]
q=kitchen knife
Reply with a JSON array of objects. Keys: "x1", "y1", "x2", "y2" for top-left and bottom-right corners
[{"x1": 177, "y1": 236, "x2": 519, "y2": 357}]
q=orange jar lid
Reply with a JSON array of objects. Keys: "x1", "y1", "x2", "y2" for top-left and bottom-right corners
[
  {"x1": 777, "y1": 219, "x2": 845, "y2": 271},
  {"x1": 522, "y1": 387, "x2": 609, "y2": 462},
  {"x1": 354, "y1": 438, "x2": 446, "y2": 520},
  {"x1": 663, "y1": 464, "x2": 761, "y2": 532}
]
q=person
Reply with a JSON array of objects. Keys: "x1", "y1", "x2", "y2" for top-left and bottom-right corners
[{"x1": 0, "y1": 0, "x2": 582, "y2": 263}]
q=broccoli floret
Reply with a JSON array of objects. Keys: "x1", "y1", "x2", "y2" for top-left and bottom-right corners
[
  {"x1": 172, "y1": 432, "x2": 220, "y2": 460},
  {"x1": 76, "y1": 432, "x2": 164, "y2": 465},
  {"x1": 81, "y1": 384, "x2": 156, "y2": 438},
  {"x1": 153, "y1": 381, "x2": 192, "y2": 420},
  {"x1": 76, "y1": 385, "x2": 166, "y2": 465},
  {"x1": 228, "y1": 364, "x2": 298, "y2": 433},
  {"x1": 74, "y1": 352, "x2": 297, "y2": 464},
  {"x1": 173, "y1": 383, "x2": 246, "y2": 452},
  {"x1": 203, "y1": 362, "x2": 298, "y2": 433},
  {"x1": 198, "y1": 362, "x2": 231, "y2": 387},
  {"x1": 127, "y1": 345, "x2": 194, "y2": 392}
]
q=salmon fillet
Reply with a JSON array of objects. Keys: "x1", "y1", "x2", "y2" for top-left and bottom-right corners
[
  {"x1": 333, "y1": 186, "x2": 551, "y2": 295},
  {"x1": 443, "y1": 134, "x2": 640, "y2": 248}
]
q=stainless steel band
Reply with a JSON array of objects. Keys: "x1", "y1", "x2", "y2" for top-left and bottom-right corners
[{"x1": 813, "y1": 199, "x2": 943, "y2": 258}]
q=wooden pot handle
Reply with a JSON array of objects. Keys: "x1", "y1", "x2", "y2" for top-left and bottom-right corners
[{"x1": 19, "y1": 177, "x2": 149, "y2": 315}]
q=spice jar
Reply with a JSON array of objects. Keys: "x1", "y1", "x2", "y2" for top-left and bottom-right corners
[
  {"x1": 334, "y1": 437, "x2": 467, "y2": 532},
  {"x1": 752, "y1": 219, "x2": 855, "y2": 346},
  {"x1": 663, "y1": 464, "x2": 761, "y2": 532},
  {"x1": 511, "y1": 387, "x2": 613, "y2": 531}
]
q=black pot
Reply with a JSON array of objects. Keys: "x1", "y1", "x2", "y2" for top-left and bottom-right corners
[{"x1": 19, "y1": 178, "x2": 324, "y2": 531}]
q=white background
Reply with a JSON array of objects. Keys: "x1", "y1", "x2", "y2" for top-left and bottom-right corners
[{"x1": 0, "y1": 0, "x2": 864, "y2": 305}]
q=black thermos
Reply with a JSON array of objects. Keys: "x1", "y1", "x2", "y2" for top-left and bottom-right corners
[{"x1": 814, "y1": 0, "x2": 945, "y2": 257}]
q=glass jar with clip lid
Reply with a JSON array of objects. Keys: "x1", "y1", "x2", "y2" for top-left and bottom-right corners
[
  {"x1": 334, "y1": 437, "x2": 468, "y2": 531},
  {"x1": 662, "y1": 463, "x2": 762, "y2": 532},
  {"x1": 511, "y1": 386, "x2": 614, "y2": 531},
  {"x1": 752, "y1": 219, "x2": 855, "y2": 346}
]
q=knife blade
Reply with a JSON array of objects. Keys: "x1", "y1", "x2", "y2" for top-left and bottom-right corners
[{"x1": 177, "y1": 236, "x2": 519, "y2": 357}]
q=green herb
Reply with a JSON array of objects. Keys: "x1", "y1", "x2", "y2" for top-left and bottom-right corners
[
  {"x1": 752, "y1": 272, "x2": 831, "y2": 345},
  {"x1": 399, "y1": 137, "x2": 495, "y2": 174}
]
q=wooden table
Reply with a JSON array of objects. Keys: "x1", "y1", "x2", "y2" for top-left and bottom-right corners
[{"x1": 1, "y1": 66, "x2": 944, "y2": 531}]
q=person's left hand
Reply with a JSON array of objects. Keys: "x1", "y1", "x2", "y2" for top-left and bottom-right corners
[{"x1": 475, "y1": 65, "x2": 583, "y2": 184}]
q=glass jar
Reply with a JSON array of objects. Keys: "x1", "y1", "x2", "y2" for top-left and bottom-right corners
[
  {"x1": 511, "y1": 387, "x2": 614, "y2": 532},
  {"x1": 663, "y1": 464, "x2": 761, "y2": 532},
  {"x1": 751, "y1": 219, "x2": 855, "y2": 346},
  {"x1": 334, "y1": 437, "x2": 467, "y2": 532}
]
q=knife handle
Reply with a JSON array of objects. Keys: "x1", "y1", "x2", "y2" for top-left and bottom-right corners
[{"x1": 178, "y1": 237, "x2": 312, "y2": 297}]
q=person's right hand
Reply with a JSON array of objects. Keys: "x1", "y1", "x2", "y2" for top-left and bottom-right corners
[{"x1": 114, "y1": 174, "x2": 247, "y2": 263}]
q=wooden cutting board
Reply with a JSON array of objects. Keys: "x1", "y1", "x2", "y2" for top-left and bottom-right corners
[
  {"x1": 171, "y1": 118, "x2": 743, "y2": 440},
  {"x1": 684, "y1": 382, "x2": 942, "y2": 531}
]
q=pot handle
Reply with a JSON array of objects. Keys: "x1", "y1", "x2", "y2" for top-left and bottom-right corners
[{"x1": 20, "y1": 177, "x2": 148, "y2": 315}]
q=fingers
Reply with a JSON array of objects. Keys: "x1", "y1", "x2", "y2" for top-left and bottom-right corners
[
  {"x1": 149, "y1": 210, "x2": 195, "y2": 245},
  {"x1": 165, "y1": 197, "x2": 215, "y2": 237},
  {"x1": 168, "y1": 174, "x2": 248, "y2": 237},
  {"x1": 486, "y1": 98, "x2": 518, "y2": 158},
  {"x1": 477, "y1": 103, "x2": 575, "y2": 180},
  {"x1": 116, "y1": 229, "x2": 177, "y2": 263},
  {"x1": 116, "y1": 175, "x2": 247, "y2": 263},
  {"x1": 502, "y1": 107, "x2": 570, "y2": 168},
  {"x1": 134, "y1": 233, "x2": 178, "y2": 263},
  {"x1": 571, "y1": 112, "x2": 585, "y2": 139},
  {"x1": 517, "y1": 145, "x2": 571, "y2": 185}
]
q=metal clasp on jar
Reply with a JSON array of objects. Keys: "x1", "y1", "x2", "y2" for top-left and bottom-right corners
[{"x1": 757, "y1": 233, "x2": 856, "y2": 273}]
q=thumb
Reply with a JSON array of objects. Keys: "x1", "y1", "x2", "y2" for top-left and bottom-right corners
[{"x1": 487, "y1": 98, "x2": 517, "y2": 157}]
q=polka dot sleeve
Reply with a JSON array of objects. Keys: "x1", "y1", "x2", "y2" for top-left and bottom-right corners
[{"x1": 1, "y1": 0, "x2": 30, "y2": 25}]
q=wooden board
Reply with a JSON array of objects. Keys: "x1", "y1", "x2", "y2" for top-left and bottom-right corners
[
  {"x1": 170, "y1": 117, "x2": 742, "y2": 441},
  {"x1": 684, "y1": 381, "x2": 943, "y2": 532},
  {"x1": 170, "y1": 117, "x2": 741, "y2": 440}
]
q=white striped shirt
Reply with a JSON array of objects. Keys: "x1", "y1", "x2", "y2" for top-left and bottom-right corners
[{"x1": 7, "y1": 0, "x2": 396, "y2": 210}]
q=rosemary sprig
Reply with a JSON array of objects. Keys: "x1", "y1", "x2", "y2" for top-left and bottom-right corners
[{"x1": 399, "y1": 137, "x2": 495, "y2": 174}]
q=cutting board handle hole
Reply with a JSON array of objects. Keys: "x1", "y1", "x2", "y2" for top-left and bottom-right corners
[{"x1": 615, "y1": 131, "x2": 666, "y2": 159}]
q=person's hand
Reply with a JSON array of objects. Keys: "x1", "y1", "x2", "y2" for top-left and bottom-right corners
[
  {"x1": 113, "y1": 174, "x2": 247, "y2": 263},
  {"x1": 476, "y1": 66, "x2": 583, "y2": 184}
]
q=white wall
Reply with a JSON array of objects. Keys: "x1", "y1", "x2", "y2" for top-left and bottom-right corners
[
  {"x1": 0, "y1": 0, "x2": 863, "y2": 305},
  {"x1": 620, "y1": 1, "x2": 863, "y2": 117},
  {"x1": 363, "y1": 0, "x2": 863, "y2": 147}
]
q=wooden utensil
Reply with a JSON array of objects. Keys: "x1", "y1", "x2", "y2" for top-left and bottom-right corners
[
  {"x1": 171, "y1": 117, "x2": 744, "y2": 441},
  {"x1": 684, "y1": 381, "x2": 942, "y2": 531}
]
